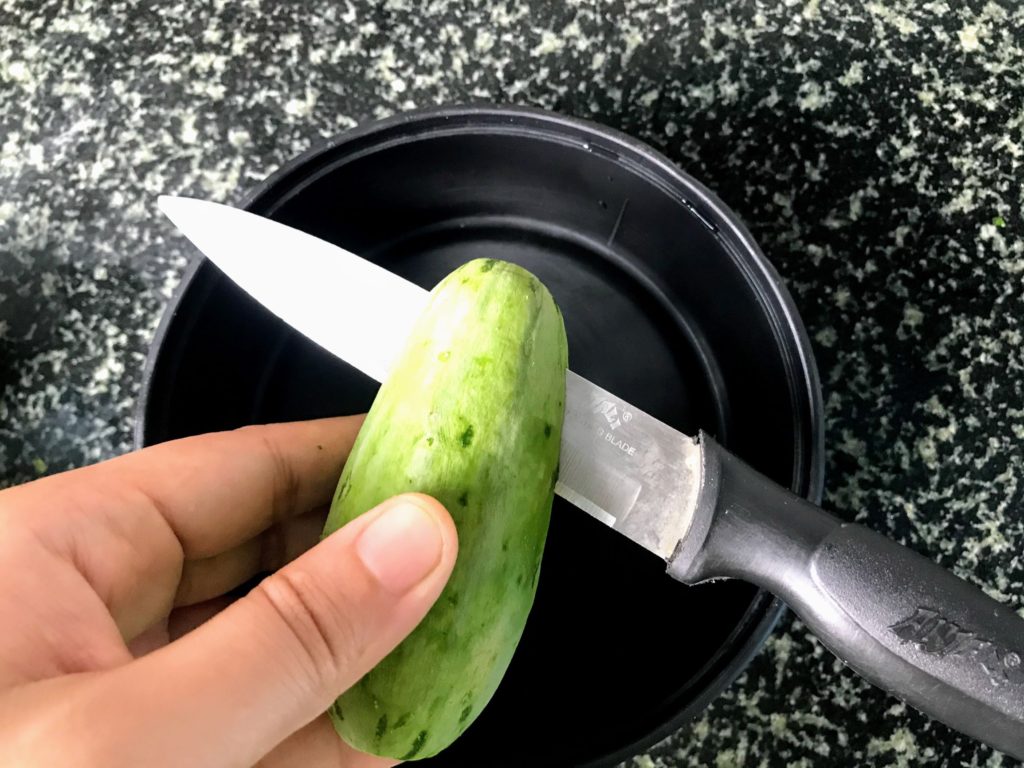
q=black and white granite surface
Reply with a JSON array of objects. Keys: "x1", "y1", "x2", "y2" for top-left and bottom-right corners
[{"x1": 2, "y1": 1, "x2": 1022, "y2": 765}]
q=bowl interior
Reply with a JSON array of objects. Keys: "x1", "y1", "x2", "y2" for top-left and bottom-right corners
[{"x1": 141, "y1": 110, "x2": 820, "y2": 767}]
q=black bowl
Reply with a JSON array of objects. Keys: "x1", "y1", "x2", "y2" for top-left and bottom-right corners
[{"x1": 137, "y1": 105, "x2": 824, "y2": 767}]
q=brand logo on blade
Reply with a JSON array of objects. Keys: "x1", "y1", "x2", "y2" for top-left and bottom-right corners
[
  {"x1": 594, "y1": 399, "x2": 637, "y2": 456},
  {"x1": 594, "y1": 400, "x2": 632, "y2": 430},
  {"x1": 890, "y1": 607, "x2": 1024, "y2": 688}
]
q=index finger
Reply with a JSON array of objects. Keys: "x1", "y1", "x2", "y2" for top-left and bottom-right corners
[
  {"x1": 0, "y1": 415, "x2": 365, "y2": 645},
  {"x1": 98, "y1": 415, "x2": 365, "y2": 558}
]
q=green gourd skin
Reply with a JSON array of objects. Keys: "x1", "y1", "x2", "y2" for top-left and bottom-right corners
[{"x1": 322, "y1": 258, "x2": 568, "y2": 760}]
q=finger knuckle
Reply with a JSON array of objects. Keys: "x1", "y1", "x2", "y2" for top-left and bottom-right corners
[
  {"x1": 232, "y1": 424, "x2": 303, "y2": 524},
  {"x1": 253, "y1": 568, "x2": 362, "y2": 692},
  {"x1": 258, "y1": 431, "x2": 302, "y2": 524}
]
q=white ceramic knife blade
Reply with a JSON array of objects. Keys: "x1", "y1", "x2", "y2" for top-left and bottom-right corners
[{"x1": 157, "y1": 195, "x2": 701, "y2": 560}]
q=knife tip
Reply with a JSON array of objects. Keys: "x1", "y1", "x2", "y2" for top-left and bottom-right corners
[
  {"x1": 156, "y1": 194, "x2": 181, "y2": 218},
  {"x1": 157, "y1": 194, "x2": 212, "y2": 218}
]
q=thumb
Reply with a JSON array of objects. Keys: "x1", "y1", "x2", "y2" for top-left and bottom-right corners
[{"x1": 93, "y1": 493, "x2": 457, "y2": 768}]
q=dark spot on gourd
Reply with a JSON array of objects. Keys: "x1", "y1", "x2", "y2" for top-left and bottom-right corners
[
  {"x1": 334, "y1": 480, "x2": 351, "y2": 503},
  {"x1": 459, "y1": 425, "x2": 474, "y2": 448},
  {"x1": 401, "y1": 731, "x2": 429, "y2": 760},
  {"x1": 516, "y1": 574, "x2": 523, "y2": 586},
  {"x1": 528, "y1": 278, "x2": 538, "y2": 293},
  {"x1": 544, "y1": 422, "x2": 552, "y2": 438},
  {"x1": 457, "y1": 491, "x2": 468, "y2": 507},
  {"x1": 375, "y1": 714, "x2": 388, "y2": 741},
  {"x1": 501, "y1": 540, "x2": 509, "y2": 552},
  {"x1": 446, "y1": 591, "x2": 459, "y2": 608},
  {"x1": 480, "y1": 259, "x2": 496, "y2": 272},
  {"x1": 395, "y1": 713, "x2": 410, "y2": 729},
  {"x1": 459, "y1": 705, "x2": 473, "y2": 724},
  {"x1": 329, "y1": 701, "x2": 344, "y2": 721},
  {"x1": 438, "y1": 350, "x2": 451, "y2": 362},
  {"x1": 426, "y1": 436, "x2": 434, "y2": 446}
]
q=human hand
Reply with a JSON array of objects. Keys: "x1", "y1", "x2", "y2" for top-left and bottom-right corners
[{"x1": 0, "y1": 416, "x2": 458, "y2": 767}]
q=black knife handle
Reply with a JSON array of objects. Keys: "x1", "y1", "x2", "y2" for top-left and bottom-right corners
[{"x1": 668, "y1": 433, "x2": 1024, "y2": 760}]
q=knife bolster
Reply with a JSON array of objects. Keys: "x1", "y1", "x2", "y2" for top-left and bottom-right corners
[{"x1": 666, "y1": 431, "x2": 840, "y2": 596}]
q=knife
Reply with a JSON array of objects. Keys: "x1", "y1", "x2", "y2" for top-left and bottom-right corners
[{"x1": 158, "y1": 195, "x2": 1024, "y2": 760}]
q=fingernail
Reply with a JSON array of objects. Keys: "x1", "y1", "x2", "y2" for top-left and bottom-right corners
[{"x1": 357, "y1": 499, "x2": 444, "y2": 594}]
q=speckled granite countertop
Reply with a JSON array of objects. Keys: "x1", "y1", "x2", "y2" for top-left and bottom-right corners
[{"x1": 2, "y1": 1, "x2": 1022, "y2": 765}]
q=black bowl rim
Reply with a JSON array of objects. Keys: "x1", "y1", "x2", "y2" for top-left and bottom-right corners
[{"x1": 135, "y1": 103, "x2": 825, "y2": 766}]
